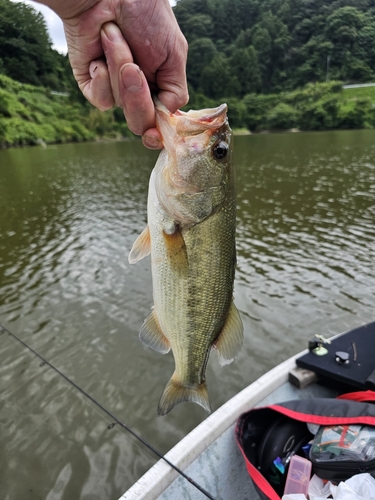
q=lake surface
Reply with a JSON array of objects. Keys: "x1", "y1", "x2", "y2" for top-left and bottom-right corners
[{"x1": 0, "y1": 130, "x2": 374, "y2": 499}]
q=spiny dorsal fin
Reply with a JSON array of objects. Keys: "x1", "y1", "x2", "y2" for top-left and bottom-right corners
[
  {"x1": 213, "y1": 300, "x2": 243, "y2": 366},
  {"x1": 157, "y1": 372, "x2": 211, "y2": 416},
  {"x1": 139, "y1": 309, "x2": 170, "y2": 354},
  {"x1": 128, "y1": 225, "x2": 151, "y2": 264}
]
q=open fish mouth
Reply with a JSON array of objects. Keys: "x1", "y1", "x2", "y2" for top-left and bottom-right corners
[
  {"x1": 154, "y1": 98, "x2": 229, "y2": 135},
  {"x1": 174, "y1": 103, "x2": 228, "y2": 121}
]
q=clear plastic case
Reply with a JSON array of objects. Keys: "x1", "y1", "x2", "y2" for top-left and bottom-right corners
[
  {"x1": 311, "y1": 424, "x2": 375, "y2": 462},
  {"x1": 283, "y1": 455, "x2": 312, "y2": 495}
]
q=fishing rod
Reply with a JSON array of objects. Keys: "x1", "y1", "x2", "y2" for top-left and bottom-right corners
[{"x1": 0, "y1": 323, "x2": 217, "y2": 500}]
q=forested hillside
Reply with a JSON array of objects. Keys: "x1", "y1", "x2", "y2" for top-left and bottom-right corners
[
  {"x1": 3, "y1": 0, "x2": 375, "y2": 100},
  {"x1": 0, "y1": 0, "x2": 74, "y2": 91},
  {"x1": 2, "y1": 0, "x2": 375, "y2": 148},
  {"x1": 0, "y1": 0, "x2": 129, "y2": 148},
  {"x1": 174, "y1": 0, "x2": 375, "y2": 98}
]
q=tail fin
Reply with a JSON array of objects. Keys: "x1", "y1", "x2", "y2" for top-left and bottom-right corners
[{"x1": 157, "y1": 373, "x2": 211, "y2": 416}]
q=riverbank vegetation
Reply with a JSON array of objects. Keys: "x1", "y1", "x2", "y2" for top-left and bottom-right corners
[
  {"x1": 2, "y1": 0, "x2": 375, "y2": 147},
  {"x1": 188, "y1": 81, "x2": 375, "y2": 131},
  {"x1": 0, "y1": 75, "x2": 131, "y2": 148}
]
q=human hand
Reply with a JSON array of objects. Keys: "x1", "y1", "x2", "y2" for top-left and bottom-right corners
[{"x1": 37, "y1": 0, "x2": 189, "y2": 149}]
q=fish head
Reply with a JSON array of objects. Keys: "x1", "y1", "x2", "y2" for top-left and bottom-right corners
[{"x1": 155, "y1": 100, "x2": 234, "y2": 225}]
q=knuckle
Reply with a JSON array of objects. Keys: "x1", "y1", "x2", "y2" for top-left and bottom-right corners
[
  {"x1": 181, "y1": 91, "x2": 189, "y2": 107},
  {"x1": 126, "y1": 121, "x2": 143, "y2": 136},
  {"x1": 97, "y1": 101, "x2": 114, "y2": 112},
  {"x1": 182, "y1": 36, "x2": 189, "y2": 54}
]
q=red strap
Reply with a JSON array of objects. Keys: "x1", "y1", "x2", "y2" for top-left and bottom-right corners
[
  {"x1": 337, "y1": 390, "x2": 375, "y2": 403},
  {"x1": 236, "y1": 443, "x2": 281, "y2": 500},
  {"x1": 270, "y1": 404, "x2": 375, "y2": 426}
]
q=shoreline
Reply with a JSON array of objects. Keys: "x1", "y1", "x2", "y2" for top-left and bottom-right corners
[
  {"x1": 2, "y1": 126, "x2": 375, "y2": 151},
  {"x1": 0, "y1": 135, "x2": 135, "y2": 151}
]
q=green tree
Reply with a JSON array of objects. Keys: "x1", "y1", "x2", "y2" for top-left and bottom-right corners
[
  {"x1": 173, "y1": 0, "x2": 214, "y2": 42},
  {"x1": 242, "y1": 92, "x2": 280, "y2": 130},
  {"x1": 265, "y1": 102, "x2": 298, "y2": 129},
  {"x1": 182, "y1": 14, "x2": 214, "y2": 41},
  {"x1": 0, "y1": 0, "x2": 68, "y2": 88},
  {"x1": 325, "y1": 6, "x2": 365, "y2": 47},
  {"x1": 201, "y1": 55, "x2": 240, "y2": 99},
  {"x1": 187, "y1": 38, "x2": 217, "y2": 89},
  {"x1": 229, "y1": 47, "x2": 261, "y2": 96},
  {"x1": 292, "y1": 37, "x2": 334, "y2": 86},
  {"x1": 298, "y1": 94, "x2": 341, "y2": 130}
]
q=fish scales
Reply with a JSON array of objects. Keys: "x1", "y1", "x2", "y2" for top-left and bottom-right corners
[
  {"x1": 129, "y1": 100, "x2": 243, "y2": 415},
  {"x1": 154, "y1": 203, "x2": 236, "y2": 383}
]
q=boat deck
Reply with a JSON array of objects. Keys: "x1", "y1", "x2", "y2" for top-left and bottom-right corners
[
  {"x1": 158, "y1": 381, "x2": 335, "y2": 500},
  {"x1": 121, "y1": 355, "x2": 337, "y2": 500}
]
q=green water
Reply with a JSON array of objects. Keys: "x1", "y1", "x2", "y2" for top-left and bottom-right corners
[{"x1": 0, "y1": 131, "x2": 374, "y2": 499}]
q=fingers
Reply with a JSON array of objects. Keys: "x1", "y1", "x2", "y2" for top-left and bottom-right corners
[
  {"x1": 81, "y1": 59, "x2": 114, "y2": 111},
  {"x1": 62, "y1": 1, "x2": 189, "y2": 151},
  {"x1": 101, "y1": 22, "x2": 157, "y2": 138},
  {"x1": 65, "y1": 38, "x2": 115, "y2": 111},
  {"x1": 142, "y1": 129, "x2": 163, "y2": 150},
  {"x1": 63, "y1": 12, "x2": 115, "y2": 111},
  {"x1": 156, "y1": 38, "x2": 189, "y2": 114},
  {"x1": 119, "y1": 63, "x2": 156, "y2": 136},
  {"x1": 101, "y1": 23, "x2": 133, "y2": 106}
]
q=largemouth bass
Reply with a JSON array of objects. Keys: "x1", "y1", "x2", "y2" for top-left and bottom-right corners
[{"x1": 129, "y1": 100, "x2": 243, "y2": 415}]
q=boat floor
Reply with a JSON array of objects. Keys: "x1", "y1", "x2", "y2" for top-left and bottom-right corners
[
  {"x1": 157, "y1": 381, "x2": 336, "y2": 500},
  {"x1": 121, "y1": 353, "x2": 338, "y2": 500}
]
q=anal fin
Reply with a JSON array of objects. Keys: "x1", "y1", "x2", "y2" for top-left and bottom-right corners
[
  {"x1": 139, "y1": 309, "x2": 170, "y2": 354},
  {"x1": 128, "y1": 225, "x2": 151, "y2": 264},
  {"x1": 213, "y1": 300, "x2": 243, "y2": 366}
]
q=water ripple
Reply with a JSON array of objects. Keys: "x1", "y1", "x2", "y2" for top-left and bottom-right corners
[{"x1": 1, "y1": 132, "x2": 375, "y2": 498}]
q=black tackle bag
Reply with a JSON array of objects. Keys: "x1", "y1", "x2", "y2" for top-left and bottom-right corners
[{"x1": 235, "y1": 391, "x2": 375, "y2": 500}]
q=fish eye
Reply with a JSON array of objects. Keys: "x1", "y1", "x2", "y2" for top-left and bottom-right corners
[{"x1": 213, "y1": 141, "x2": 228, "y2": 160}]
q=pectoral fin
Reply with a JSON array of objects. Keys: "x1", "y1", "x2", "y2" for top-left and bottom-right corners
[
  {"x1": 163, "y1": 227, "x2": 188, "y2": 274},
  {"x1": 213, "y1": 301, "x2": 243, "y2": 366},
  {"x1": 139, "y1": 309, "x2": 170, "y2": 354},
  {"x1": 128, "y1": 225, "x2": 151, "y2": 264}
]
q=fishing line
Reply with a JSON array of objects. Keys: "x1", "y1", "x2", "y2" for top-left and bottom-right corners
[{"x1": 0, "y1": 323, "x2": 217, "y2": 500}]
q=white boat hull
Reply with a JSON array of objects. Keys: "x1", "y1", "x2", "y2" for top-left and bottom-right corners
[{"x1": 120, "y1": 350, "x2": 336, "y2": 500}]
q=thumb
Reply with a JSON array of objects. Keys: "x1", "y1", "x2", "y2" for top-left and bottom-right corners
[{"x1": 157, "y1": 84, "x2": 189, "y2": 114}]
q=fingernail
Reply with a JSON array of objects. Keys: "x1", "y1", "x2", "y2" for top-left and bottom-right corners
[
  {"x1": 103, "y1": 23, "x2": 123, "y2": 43},
  {"x1": 89, "y1": 61, "x2": 98, "y2": 78},
  {"x1": 121, "y1": 64, "x2": 143, "y2": 92},
  {"x1": 143, "y1": 135, "x2": 162, "y2": 149}
]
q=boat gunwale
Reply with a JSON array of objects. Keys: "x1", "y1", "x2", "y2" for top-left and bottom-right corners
[{"x1": 120, "y1": 350, "x2": 306, "y2": 500}]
